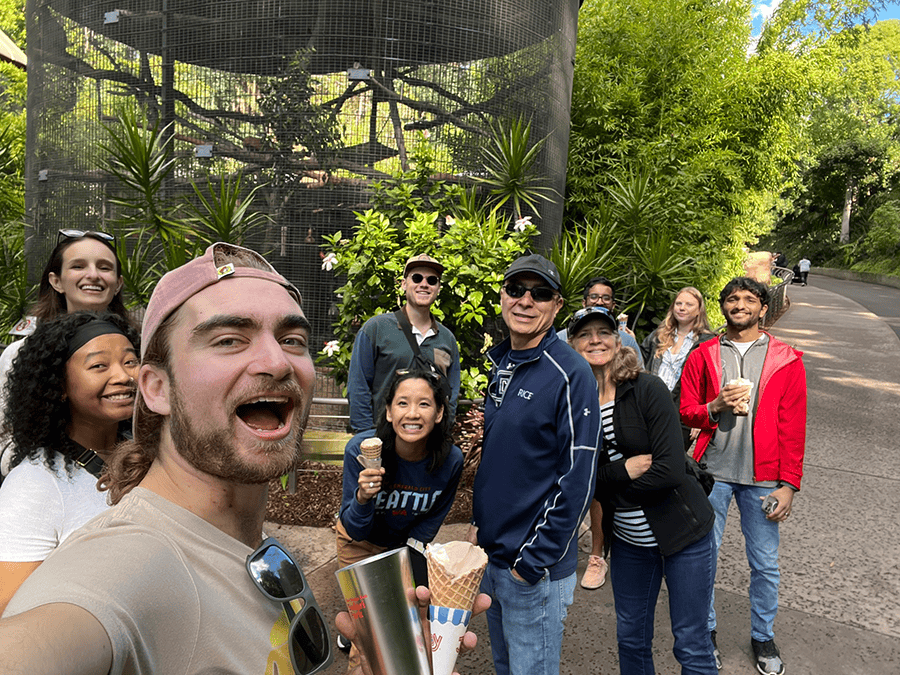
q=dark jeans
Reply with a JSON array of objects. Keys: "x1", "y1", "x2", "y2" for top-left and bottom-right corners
[{"x1": 610, "y1": 531, "x2": 718, "y2": 675}]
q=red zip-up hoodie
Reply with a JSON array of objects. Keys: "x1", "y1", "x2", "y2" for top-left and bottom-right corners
[{"x1": 680, "y1": 333, "x2": 807, "y2": 489}]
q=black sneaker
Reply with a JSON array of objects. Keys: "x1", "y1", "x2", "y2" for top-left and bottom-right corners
[
  {"x1": 336, "y1": 632, "x2": 352, "y2": 654},
  {"x1": 751, "y1": 638, "x2": 784, "y2": 675},
  {"x1": 710, "y1": 630, "x2": 722, "y2": 670}
]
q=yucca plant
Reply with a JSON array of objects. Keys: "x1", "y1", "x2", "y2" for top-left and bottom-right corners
[
  {"x1": 0, "y1": 220, "x2": 31, "y2": 337},
  {"x1": 476, "y1": 116, "x2": 558, "y2": 219},
  {"x1": 185, "y1": 172, "x2": 271, "y2": 248}
]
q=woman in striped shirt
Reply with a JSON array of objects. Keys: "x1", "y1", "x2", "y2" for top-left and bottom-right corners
[{"x1": 569, "y1": 306, "x2": 718, "y2": 675}]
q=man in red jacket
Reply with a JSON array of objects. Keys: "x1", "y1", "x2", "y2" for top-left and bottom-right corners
[{"x1": 680, "y1": 277, "x2": 807, "y2": 675}]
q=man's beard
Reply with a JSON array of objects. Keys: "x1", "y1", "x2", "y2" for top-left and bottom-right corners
[
  {"x1": 168, "y1": 377, "x2": 310, "y2": 485},
  {"x1": 725, "y1": 310, "x2": 761, "y2": 332}
]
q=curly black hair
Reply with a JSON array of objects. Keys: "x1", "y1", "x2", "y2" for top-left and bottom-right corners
[
  {"x1": 2, "y1": 311, "x2": 139, "y2": 475},
  {"x1": 374, "y1": 369, "x2": 454, "y2": 483}
]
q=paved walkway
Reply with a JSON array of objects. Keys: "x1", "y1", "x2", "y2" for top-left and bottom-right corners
[{"x1": 276, "y1": 281, "x2": 900, "y2": 674}]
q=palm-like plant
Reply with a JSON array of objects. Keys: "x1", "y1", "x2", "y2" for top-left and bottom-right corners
[
  {"x1": 185, "y1": 172, "x2": 271, "y2": 248},
  {"x1": 0, "y1": 220, "x2": 32, "y2": 337},
  {"x1": 476, "y1": 116, "x2": 558, "y2": 219}
]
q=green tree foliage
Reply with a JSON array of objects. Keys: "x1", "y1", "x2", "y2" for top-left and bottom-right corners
[
  {"x1": 566, "y1": 0, "x2": 807, "y2": 331},
  {"x1": 320, "y1": 209, "x2": 538, "y2": 400},
  {"x1": 765, "y1": 18, "x2": 900, "y2": 263}
]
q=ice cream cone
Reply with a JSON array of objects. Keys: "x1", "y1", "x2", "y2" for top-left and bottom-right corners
[
  {"x1": 426, "y1": 542, "x2": 488, "y2": 675},
  {"x1": 360, "y1": 437, "x2": 382, "y2": 460},
  {"x1": 357, "y1": 437, "x2": 383, "y2": 470}
]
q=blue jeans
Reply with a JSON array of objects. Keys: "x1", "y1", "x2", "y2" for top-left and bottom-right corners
[
  {"x1": 707, "y1": 481, "x2": 780, "y2": 642},
  {"x1": 479, "y1": 562, "x2": 576, "y2": 675},
  {"x1": 610, "y1": 531, "x2": 718, "y2": 675}
]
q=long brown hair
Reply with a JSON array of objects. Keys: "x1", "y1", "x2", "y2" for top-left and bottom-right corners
[
  {"x1": 654, "y1": 287, "x2": 712, "y2": 359},
  {"x1": 31, "y1": 233, "x2": 129, "y2": 322}
]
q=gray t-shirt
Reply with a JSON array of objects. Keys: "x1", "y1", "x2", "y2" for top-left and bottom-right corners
[
  {"x1": 703, "y1": 334, "x2": 777, "y2": 487},
  {"x1": 4, "y1": 487, "x2": 295, "y2": 675}
]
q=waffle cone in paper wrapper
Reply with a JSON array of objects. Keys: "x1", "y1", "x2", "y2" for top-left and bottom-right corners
[
  {"x1": 426, "y1": 541, "x2": 488, "y2": 675},
  {"x1": 357, "y1": 437, "x2": 383, "y2": 470}
]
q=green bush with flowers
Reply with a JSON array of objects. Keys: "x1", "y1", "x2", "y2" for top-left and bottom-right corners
[{"x1": 320, "y1": 208, "x2": 538, "y2": 400}]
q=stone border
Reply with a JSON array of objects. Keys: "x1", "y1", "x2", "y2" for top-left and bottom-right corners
[{"x1": 813, "y1": 267, "x2": 900, "y2": 290}]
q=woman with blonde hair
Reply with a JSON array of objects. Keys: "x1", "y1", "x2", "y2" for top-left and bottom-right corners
[{"x1": 641, "y1": 287, "x2": 716, "y2": 451}]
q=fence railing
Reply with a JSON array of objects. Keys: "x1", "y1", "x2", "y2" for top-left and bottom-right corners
[{"x1": 764, "y1": 267, "x2": 794, "y2": 327}]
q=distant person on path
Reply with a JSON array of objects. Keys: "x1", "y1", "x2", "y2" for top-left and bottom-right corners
[
  {"x1": 641, "y1": 286, "x2": 717, "y2": 452},
  {"x1": 337, "y1": 369, "x2": 464, "y2": 669},
  {"x1": 0, "y1": 312, "x2": 139, "y2": 614},
  {"x1": 571, "y1": 306, "x2": 717, "y2": 675},
  {"x1": 347, "y1": 254, "x2": 460, "y2": 433},
  {"x1": 469, "y1": 253, "x2": 600, "y2": 675},
  {"x1": 680, "y1": 277, "x2": 807, "y2": 675},
  {"x1": 798, "y1": 257, "x2": 811, "y2": 286},
  {"x1": 557, "y1": 276, "x2": 644, "y2": 369},
  {"x1": 773, "y1": 252, "x2": 787, "y2": 269}
]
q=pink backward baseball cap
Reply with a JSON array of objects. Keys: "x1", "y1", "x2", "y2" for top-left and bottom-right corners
[{"x1": 139, "y1": 242, "x2": 302, "y2": 359}]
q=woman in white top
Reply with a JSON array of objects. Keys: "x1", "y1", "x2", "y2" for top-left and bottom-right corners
[
  {"x1": 0, "y1": 310, "x2": 139, "y2": 613},
  {"x1": 0, "y1": 229, "x2": 130, "y2": 478}
]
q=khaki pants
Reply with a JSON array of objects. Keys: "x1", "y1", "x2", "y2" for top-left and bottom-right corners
[{"x1": 335, "y1": 520, "x2": 388, "y2": 672}]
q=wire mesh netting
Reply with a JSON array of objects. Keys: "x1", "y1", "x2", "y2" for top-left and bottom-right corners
[{"x1": 25, "y1": 0, "x2": 579, "y2": 348}]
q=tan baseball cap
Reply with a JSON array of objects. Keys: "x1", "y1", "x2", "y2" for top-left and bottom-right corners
[{"x1": 403, "y1": 254, "x2": 444, "y2": 277}]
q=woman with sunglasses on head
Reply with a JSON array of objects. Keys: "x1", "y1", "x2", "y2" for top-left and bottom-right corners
[
  {"x1": 640, "y1": 287, "x2": 716, "y2": 452},
  {"x1": 0, "y1": 230, "x2": 130, "y2": 479},
  {"x1": 568, "y1": 306, "x2": 717, "y2": 675},
  {"x1": 337, "y1": 368, "x2": 464, "y2": 669},
  {"x1": 0, "y1": 311, "x2": 139, "y2": 613}
]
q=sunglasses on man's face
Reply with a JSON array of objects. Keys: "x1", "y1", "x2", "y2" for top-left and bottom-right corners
[
  {"x1": 247, "y1": 538, "x2": 334, "y2": 675},
  {"x1": 503, "y1": 282, "x2": 557, "y2": 303},
  {"x1": 409, "y1": 273, "x2": 440, "y2": 286},
  {"x1": 57, "y1": 229, "x2": 116, "y2": 246}
]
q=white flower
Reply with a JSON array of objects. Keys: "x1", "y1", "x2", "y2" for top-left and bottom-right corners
[
  {"x1": 321, "y1": 252, "x2": 338, "y2": 271},
  {"x1": 323, "y1": 340, "x2": 340, "y2": 357},
  {"x1": 445, "y1": 215, "x2": 456, "y2": 226},
  {"x1": 514, "y1": 215, "x2": 532, "y2": 232}
]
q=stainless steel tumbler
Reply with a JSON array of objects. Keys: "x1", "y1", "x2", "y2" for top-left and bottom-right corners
[{"x1": 335, "y1": 547, "x2": 431, "y2": 675}]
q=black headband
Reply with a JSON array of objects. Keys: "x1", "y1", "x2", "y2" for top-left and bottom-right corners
[{"x1": 66, "y1": 320, "x2": 129, "y2": 360}]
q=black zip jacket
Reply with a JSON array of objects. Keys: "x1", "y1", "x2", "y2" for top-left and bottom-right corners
[{"x1": 595, "y1": 372, "x2": 714, "y2": 556}]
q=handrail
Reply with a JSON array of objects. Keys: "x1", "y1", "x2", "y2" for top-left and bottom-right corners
[{"x1": 764, "y1": 267, "x2": 794, "y2": 327}]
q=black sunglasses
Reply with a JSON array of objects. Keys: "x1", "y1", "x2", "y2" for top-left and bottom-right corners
[
  {"x1": 503, "y1": 282, "x2": 557, "y2": 303},
  {"x1": 57, "y1": 229, "x2": 116, "y2": 246},
  {"x1": 246, "y1": 537, "x2": 334, "y2": 675},
  {"x1": 410, "y1": 273, "x2": 440, "y2": 286}
]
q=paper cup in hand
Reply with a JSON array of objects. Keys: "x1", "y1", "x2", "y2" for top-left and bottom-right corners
[
  {"x1": 335, "y1": 547, "x2": 431, "y2": 675},
  {"x1": 426, "y1": 541, "x2": 488, "y2": 675},
  {"x1": 357, "y1": 437, "x2": 383, "y2": 470},
  {"x1": 727, "y1": 377, "x2": 753, "y2": 416}
]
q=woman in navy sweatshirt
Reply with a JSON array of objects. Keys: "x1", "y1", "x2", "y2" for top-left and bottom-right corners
[{"x1": 337, "y1": 368, "x2": 464, "y2": 667}]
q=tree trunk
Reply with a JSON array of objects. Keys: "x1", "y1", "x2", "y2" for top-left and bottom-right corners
[{"x1": 840, "y1": 179, "x2": 854, "y2": 244}]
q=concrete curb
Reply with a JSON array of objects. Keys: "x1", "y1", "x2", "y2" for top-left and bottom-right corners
[{"x1": 812, "y1": 266, "x2": 900, "y2": 290}]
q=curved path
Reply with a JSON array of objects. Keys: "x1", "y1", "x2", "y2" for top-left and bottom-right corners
[{"x1": 295, "y1": 279, "x2": 900, "y2": 674}]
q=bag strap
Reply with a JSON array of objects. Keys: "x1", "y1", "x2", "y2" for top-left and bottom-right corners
[{"x1": 394, "y1": 309, "x2": 424, "y2": 357}]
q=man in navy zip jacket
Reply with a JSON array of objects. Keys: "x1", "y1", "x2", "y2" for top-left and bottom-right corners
[{"x1": 468, "y1": 253, "x2": 600, "y2": 675}]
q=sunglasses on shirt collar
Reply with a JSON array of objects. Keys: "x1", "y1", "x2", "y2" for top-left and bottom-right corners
[{"x1": 246, "y1": 537, "x2": 334, "y2": 674}]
